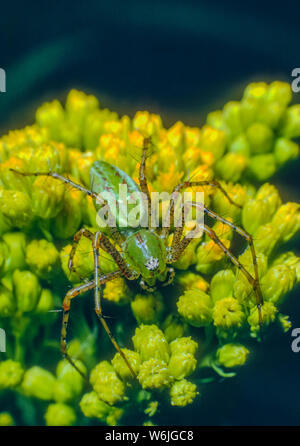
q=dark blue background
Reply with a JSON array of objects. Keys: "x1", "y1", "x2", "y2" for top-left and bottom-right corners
[{"x1": 1, "y1": 0, "x2": 300, "y2": 425}]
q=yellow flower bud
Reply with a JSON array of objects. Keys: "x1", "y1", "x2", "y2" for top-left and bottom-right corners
[
  {"x1": 35, "y1": 289, "x2": 55, "y2": 313},
  {"x1": 0, "y1": 285, "x2": 16, "y2": 317},
  {"x1": 90, "y1": 361, "x2": 126, "y2": 405},
  {"x1": 55, "y1": 359, "x2": 87, "y2": 402},
  {"x1": 213, "y1": 297, "x2": 245, "y2": 330},
  {"x1": 216, "y1": 344, "x2": 250, "y2": 368},
  {"x1": 0, "y1": 360, "x2": 24, "y2": 390},
  {"x1": 13, "y1": 269, "x2": 42, "y2": 313},
  {"x1": 111, "y1": 348, "x2": 141, "y2": 381},
  {"x1": 0, "y1": 412, "x2": 15, "y2": 426},
  {"x1": 271, "y1": 203, "x2": 300, "y2": 243},
  {"x1": 162, "y1": 314, "x2": 188, "y2": 343},
  {"x1": 168, "y1": 352, "x2": 197, "y2": 380},
  {"x1": 138, "y1": 358, "x2": 172, "y2": 389},
  {"x1": 104, "y1": 277, "x2": 132, "y2": 305},
  {"x1": 247, "y1": 302, "x2": 277, "y2": 333},
  {"x1": 31, "y1": 176, "x2": 65, "y2": 219},
  {"x1": 177, "y1": 289, "x2": 212, "y2": 327},
  {"x1": 210, "y1": 269, "x2": 235, "y2": 303},
  {"x1": 0, "y1": 190, "x2": 33, "y2": 229},
  {"x1": 45, "y1": 403, "x2": 76, "y2": 426},
  {"x1": 246, "y1": 122, "x2": 274, "y2": 154},
  {"x1": 131, "y1": 291, "x2": 164, "y2": 324},
  {"x1": 21, "y1": 366, "x2": 56, "y2": 400},
  {"x1": 26, "y1": 239, "x2": 60, "y2": 280},
  {"x1": 262, "y1": 265, "x2": 296, "y2": 304},
  {"x1": 132, "y1": 324, "x2": 170, "y2": 363},
  {"x1": 248, "y1": 154, "x2": 276, "y2": 181},
  {"x1": 169, "y1": 379, "x2": 198, "y2": 407}
]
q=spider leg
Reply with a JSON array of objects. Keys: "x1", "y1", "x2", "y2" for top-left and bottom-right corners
[
  {"x1": 68, "y1": 228, "x2": 94, "y2": 282},
  {"x1": 9, "y1": 169, "x2": 99, "y2": 200},
  {"x1": 61, "y1": 271, "x2": 122, "y2": 379},
  {"x1": 162, "y1": 180, "x2": 241, "y2": 240},
  {"x1": 93, "y1": 232, "x2": 137, "y2": 378},
  {"x1": 138, "y1": 137, "x2": 152, "y2": 228},
  {"x1": 169, "y1": 201, "x2": 263, "y2": 327}
]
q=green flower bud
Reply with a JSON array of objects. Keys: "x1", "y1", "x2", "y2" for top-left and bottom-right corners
[
  {"x1": 257, "y1": 102, "x2": 286, "y2": 129},
  {"x1": 248, "y1": 154, "x2": 276, "y2": 181},
  {"x1": 45, "y1": 403, "x2": 76, "y2": 426},
  {"x1": 162, "y1": 314, "x2": 188, "y2": 343},
  {"x1": 253, "y1": 223, "x2": 280, "y2": 256},
  {"x1": 210, "y1": 269, "x2": 235, "y2": 303},
  {"x1": 271, "y1": 203, "x2": 300, "y2": 243},
  {"x1": 240, "y1": 97, "x2": 260, "y2": 129},
  {"x1": 21, "y1": 366, "x2": 56, "y2": 400},
  {"x1": 0, "y1": 360, "x2": 24, "y2": 390},
  {"x1": 200, "y1": 125, "x2": 226, "y2": 161},
  {"x1": 279, "y1": 105, "x2": 300, "y2": 138},
  {"x1": 52, "y1": 189, "x2": 82, "y2": 239},
  {"x1": 0, "y1": 190, "x2": 33, "y2": 229},
  {"x1": 111, "y1": 348, "x2": 141, "y2": 381},
  {"x1": 278, "y1": 314, "x2": 292, "y2": 333},
  {"x1": 104, "y1": 277, "x2": 132, "y2": 305},
  {"x1": 36, "y1": 100, "x2": 65, "y2": 140},
  {"x1": 169, "y1": 337, "x2": 198, "y2": 356},
  {"x1": 0, "y1": 285, "x2": 16, "y2": 317},
  {"x1": 212, "y1": 182, "x2": 249, "y2": 221},
  {"x1": 1, "y1": 232, "x2": 26, "y2": 276},
  {"x1": 0, "y1": 412, "x2": 15, "y2": 426},
  {"x1": 274, "y1": 138, "x2": 299, "y2": 166},
  {"x1": 213, "y1": 297, "x2": 245, "y2": 330},
  {"x1": 261, "y1": 265, "x2": 296, "y2": 304},
  {"x1": 215, "y1": 153, "x2": 248, "y2": 182},
  {"x1": 233, "y1": 252, "x2": 268, "y2": 307},
  {"x1": 26, "y1": 239, "x2": 60, "y2": 280},
  {"x1": 80, "y1": 391, "x2": 110, "y2": 420},
  {"x1": 144, "y1": 401, "x2": 159, "y2": 417},
  {"x1": 176, "y1": 272, "x2": 209, "y2": 292},
  {"x1": 90, "y1": 361, "x2": 126, "y2": 405},
  {"x1": 247, "y1": 302, "x2": 277, "y2": 333},
  {"x1": 131, "y1": 291, "x2": 164, "y2": 324},
  {"x1": 66, "y1": 89, "x2": 99, "y2": 129},
  {"x1": 229, "y1": 133, "x2": 251, "y2": 157},
  {"x1": 168, "y1": 351, "x2": 197, "y2": 380},
  {"x1": 31, "y1": 176, "x2": 65, "y2": 219},
  {"x1": 272, "y1": 252, "x2": 300, "y2": 283},
  {"x1": 242, "y1": 183, "x2": 281, "y2": 234},
  {"x1": 195, "y1": 238, "x2": 230, "y2": 275},
  {"x1": 266, "y1": 81, "x2": 292, "y2": 106},
  {"x1": 83, "y1": 109, "x2": 118, "y2": 150},
  {"x1": 53, "y1": 381, "x2": 74, "y2": 404},
  {"x1": 55, "y1": 359, "x2": 87, "y2": 402},
  {"x1": 13, "y1": 269, "x2": 42, "y2": 313},
  {"x1": 216, "y1": 344, "x2": 250, "y2": 368},
  {"x1": 222, "y1": 101, "x2": 243, "y2": 135},
  {"x1": 177, "y1": 289, "x2": 212, "y2": 327},
  {"x1": 173, "y1": 239, "x2": 198, "y2": 270},
  {"x1": 246, "y1": 122, "x2": 274, "y2": 154},
  {"x1": 169, "y1": 379, "x2": 198, "y2": 407},
  {"x1": 243, "y1": 82, "x2": 268, "y2": 102},
  {"x1": 132, "y1": 324, "x2": 170, "y2": 363},
  {"x1": 35, "y1": 289, "x2": 55, "y2": 313},
  {"x1": 60, "y1": 237, "x2": 94, "y2": 283},
  {"x1": 206, "y1": 110, "x2": 224, "y2": 131},
  {"x1": 138, "y1": 358, "x2": 172, "y2": 389}
]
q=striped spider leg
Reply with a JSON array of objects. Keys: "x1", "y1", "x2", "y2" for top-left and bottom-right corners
[
  {"x1": 168, "y1": 197, "x2": 264, "y2": 328},
  {"x1": 10, "y1": 168, "x2": 138, "y2": 377}
]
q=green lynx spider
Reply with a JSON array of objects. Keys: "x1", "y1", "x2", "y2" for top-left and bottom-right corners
[{"x1": 11, "y1": 137, "x2": 264, "y2": 379}]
